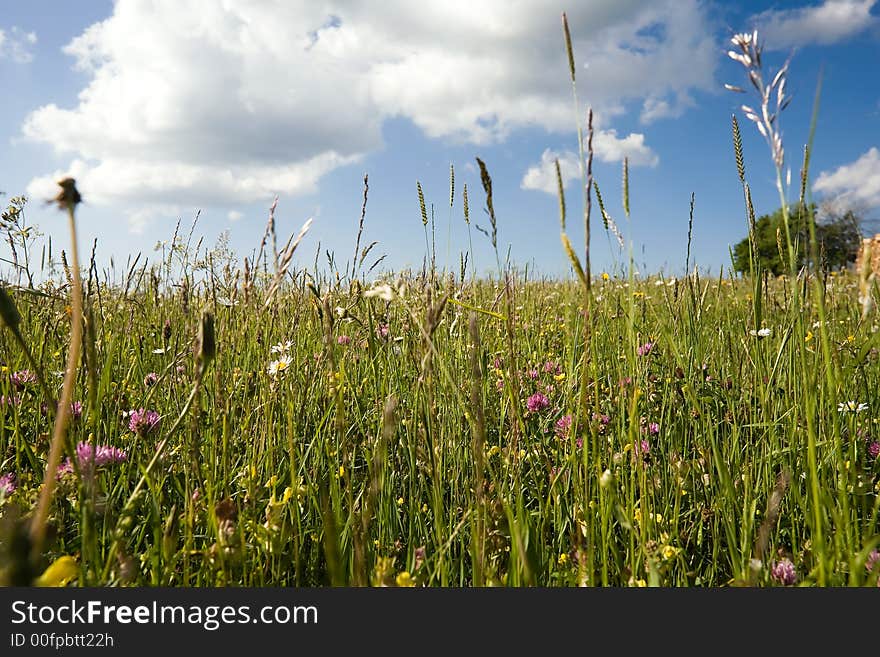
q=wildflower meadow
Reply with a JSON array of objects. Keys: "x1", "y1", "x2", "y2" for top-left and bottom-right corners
[{"x1": 1, "y1": 18, "x2": 879, "y2": 589}]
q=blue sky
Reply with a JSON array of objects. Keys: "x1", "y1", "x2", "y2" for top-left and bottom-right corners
[{"x1": 1, "y1": 0, "x2": 878, "y2": 281}]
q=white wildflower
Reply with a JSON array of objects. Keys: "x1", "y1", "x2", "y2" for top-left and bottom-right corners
[
  {"x1": 837, "y1": 401, "x2": 868, "y2": 413},
  {"x1": 267, "y1": 357, "x2": 292, "y2": 377},
  {"x1": 364, "y1": 284, "x2": 394, "y2": 301}
]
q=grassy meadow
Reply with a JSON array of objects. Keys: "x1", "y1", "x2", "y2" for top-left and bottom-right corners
[
  {"x1": 1, "y1": 23, "x2": 879, "y2": 588},
  {"x1": 1, "y1": 238, "x2": 879, "y2": 586}
]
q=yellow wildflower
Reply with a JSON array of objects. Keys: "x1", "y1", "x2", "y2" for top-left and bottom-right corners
[
  {"x1": 396, "y1": 572, "x2": 415, "y2": 587},
  {"x1": 661, "y1": 545, "x2": 680, "y2": 560},
  {"x1": 35, "y1": 556, "x2": 78, "y2": 587}
]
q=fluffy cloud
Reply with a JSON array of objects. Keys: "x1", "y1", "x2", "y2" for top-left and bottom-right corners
[
  {"x1": 522, "y1": 130, "x2": 657, "y2": 196},
  {"x1": 0, "y1": 26, "x2": 37, "y2": 63},
  {"x1": 26, "y1": 152, "x2": 358, "y2": 207},
  {"x1": 753, "y1": 0, "x2": 877, "y2": 49},
  {"x1": 593, "y1": 130, "x2": 659, "y2": 167},
  {"x1": 521, "y1": 149, "x2": 581, "y2": 195},
  {"x1": 814, "y1": 147, "x2": 880, "y2": 208},
  {"x1": 23, "y1": 0, "x2": 716, "y2": 227}
]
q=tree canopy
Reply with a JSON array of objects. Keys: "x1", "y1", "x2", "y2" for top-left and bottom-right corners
[{"x1": 732, "y1": 203, "x2": 863, "y2": 275}]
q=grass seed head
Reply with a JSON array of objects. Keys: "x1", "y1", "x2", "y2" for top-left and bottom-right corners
[
  {"x1": 198, "y1": 310, "x2": 216, "y2": 367},
  {"x1": 53, "y1": 177, "x2": 81, "y2": 210}
]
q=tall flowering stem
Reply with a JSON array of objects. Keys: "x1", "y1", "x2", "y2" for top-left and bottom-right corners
[
  {"x1": 30, "y1": 178, "x2": 84, "y2": 559},
  {"x1": 561, "y1": 13, "x2": 600, "y2": 586},
  {"x1": 561, "y1": 13, "x2": 591, "y2": 290},
  {"x1": 727, "y1": 29, "x2": 829, "y2": 584},
  {"x1": 726, "y1": 30, "x2": 796, "y2": 276}
]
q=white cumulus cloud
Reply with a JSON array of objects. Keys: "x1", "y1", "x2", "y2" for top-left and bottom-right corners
[
  {"x1": 521, "y1": 149, "x2": 581, "y2": 195},
  {"x1": 593, "y1": 130, "x2": 659, "y2": 167},
  {"x1": 522, "y1": 132, "x2": 657, "y2": 196},
  {"x1": 752, "y1": 0, "x2": 878, "y2": 49},
  {"x1": 815, "y1": 147, "x2": 880, "y2": 209},
  {"x1": 22, "y1": 0, "x2": 716, "y2": 229}
]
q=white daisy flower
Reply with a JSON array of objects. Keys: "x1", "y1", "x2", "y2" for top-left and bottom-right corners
[
  {"x1": 267, "y1": 357, "x2": 292, "y2": 377},
  {"x1": 837, "y1": 401, "x2": 868, "y2": 413}
]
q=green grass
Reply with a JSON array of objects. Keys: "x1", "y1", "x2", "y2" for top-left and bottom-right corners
[{"x1": 1, "y1": 256, "x2": 878, "y2": 586}]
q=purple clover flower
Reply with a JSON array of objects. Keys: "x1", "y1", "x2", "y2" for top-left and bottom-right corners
[
  {"x1": 637, "y1": 342, "x2": 655, "y2": 357},
  {"x1": 76, "y1": 442, "x2": 127, "y2": 469},
  {"x1": 57, "y1": 442, "x2": 127, "y2": 478},
  {"x1": 0, "y1": 472, "x2": 16, "y2": 495},
  {"x1": 144, "y1": 372, "x2": 159, "y2": 387},
  {"x1": 555, "y1": 414, "x2": 573, "y2": 438},
  {"x1": 771, "y1": 558, "x2": 797, "y2": 586},
  {"x1": 526, "y1": 392, "x2": 549, "y2": 414},
  {"x1": 128, "y1": 408, "x2": 161, "y2": 435},
  {"x1": 543, "y1": 361, "x2": 560, "y2": 375},
  {"x1": 11, "y1": 370, "x2": 36, "y2": 389},
  {"x1": 55, "y1": 460, "x2": 74, "y2": 479},
  {"x1": 17, "y1": 370, "x2": 37, "y2": 384}
]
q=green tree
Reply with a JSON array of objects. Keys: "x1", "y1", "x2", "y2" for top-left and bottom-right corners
[{"x1": 732, "y1": 203, "x2": 863, "y2": 275}]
